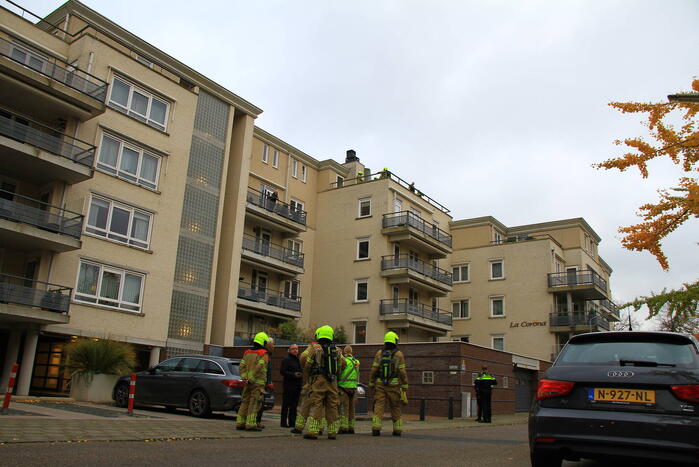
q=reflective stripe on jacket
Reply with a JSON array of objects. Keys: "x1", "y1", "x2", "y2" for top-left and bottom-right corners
[{"x1": 240, "y1": 348, "x2": 269, "y2": 384}]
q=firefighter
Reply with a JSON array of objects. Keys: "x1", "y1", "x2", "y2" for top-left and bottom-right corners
[
  {"x1": 474, "y1": 366, "x2": 497, "y2": 423},
  {"x1": 236, "y1": 332, "x2": 272, "y2": 431},
  {"x1": 338, "y1": 345, "x2": 360, "y2": 434},
  {"x1": 369, "y1": 331, "x2": 408, "y2": 436},
  {"x1": 303, "y1": 325, "x2": 344, "y2": 440},
  {"x1": 290, "y1": 335, "x2": 322, "y2": 434}
]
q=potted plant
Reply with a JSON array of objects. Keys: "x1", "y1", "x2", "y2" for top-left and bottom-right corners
[{"x1": 64, "y1": 338, "x2": 136, "y2": 403}]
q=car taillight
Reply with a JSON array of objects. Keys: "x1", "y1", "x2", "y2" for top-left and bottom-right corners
[
  {"x1": 671, "y1": 384, "x2": 699, "y2": 403},
  {"x1": 536, "y1": 379, "x2": 575, "y2": 400},
  {"x1": 221, "y1": 379, "x2": 245, "y2": 389}
]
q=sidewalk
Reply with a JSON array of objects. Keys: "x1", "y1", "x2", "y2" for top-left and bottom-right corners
[{"x1": 0, "y1": 397, "x2": 529, "y2": 444}]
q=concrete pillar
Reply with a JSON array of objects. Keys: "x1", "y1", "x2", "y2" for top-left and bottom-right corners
[
  {"x1": 0, "y1": 329, "x2": 22, "y2": 391},
  {"x1": 566, "y1": 292, "x2": 573, "y2": 315},
  {"x1": 149, "y1": 347, "x2": 161, "y2": 368},
  {"x1": 16, "y1": 327, "x2": 39, "y2": 396}
]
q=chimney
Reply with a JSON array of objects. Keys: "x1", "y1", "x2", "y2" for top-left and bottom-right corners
[{"x1": 345, "y1": 149, "x2": 358, "y2": 163}]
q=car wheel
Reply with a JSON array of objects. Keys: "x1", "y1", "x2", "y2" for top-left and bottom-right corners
[
  {"x1": 188, "y1": 390, "x2": 211, "y2": 418},
  {"x1": 530, "y1": 449, "x2": 561, "y2": 467},
  {"x1": 114, "y1": 382, "x2": 129, "y2": 408}
]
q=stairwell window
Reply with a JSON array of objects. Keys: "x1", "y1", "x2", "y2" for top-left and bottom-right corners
[
  {"x1": 357, "y1": 238, "x2": 370, "y2": 260},
  {"x1": 97, "y1": 134, "x2": 161, "y2": 190},
  {"x1": 86, "y1": 195, "x2": 152, "y2": 249},
  {"x1": 75, "y1": 260, "x2": 144, "y2": 312},
  {"x1": 108, "y1": 76, "x2": 169, "y2": 131},
  {"x1": 355, "y1": 280, "x2": 368, "y2": 302}
]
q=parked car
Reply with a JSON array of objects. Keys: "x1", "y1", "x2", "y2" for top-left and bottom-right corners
[
  {"x1": 529, "y1": 331, "x2": 699, "y2": 466},
  {"x1": 113, "y1": 355, "x2": 274, "y2": 418}
]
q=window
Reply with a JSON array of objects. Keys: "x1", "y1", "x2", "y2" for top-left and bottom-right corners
[
  {"x1": 452, "y1": 299, "x2": 470, "y2": 319},
  {"x1": 86, "y1": 195, "x2": 152, "y2": 249},
  {"x1": 284, "y1": 280, "x2": 300, "y2": 299},
  {"x1": 336, "y1": 176, "x2": 344, "y2": 188},
  {"x1": 357, "y1": 238, "x2": 369, "y2": 260},
  {"x1": 135, "y1": 55, "x2": 153, "y2": 68},
  {"x1": 97, "y1": 134, "x2": 161, "y2": 189},
  {"x1": 272, "y1": 150, "x2": 279, "y2": 168},
  {"x1": 262, "y1": 144, "x2": 269, "y2": 163},
  {"x1": 287, "y1": 239, "x2": 302, "y2": 254},
  {"x1": 452, "y1": 264, "x2": 469, "y2": 282},
  {"x1": 422, "y1": 371, "x2": 434, "y2": 385},
  {"x1": 355, "y1": 280, "x2": 368, "y2": 302},
  {"x1": 301, "y1": 164, "x2": 307, "y2": 182},
  {"x1": 292, "y1": 159, "x2": 298, "y2": 178},
  {"x1": 353, "y1": 321, "x2": 367, "y2": 344},
  {"x1": 75, "y1": 260, "x2": 144, "y2": 312},
  {"x1": 503, "y1": 376, "x2": 509, "y2": 388},
  {"x1": 490, "y1": 296, "x2": 505, "y2": 317},
  {"x1": 490, "y1": 260, "x2": 504, "y2": 279},
  {"x1": 289, "y1": 199, "x2": 305, "y2": 213},
  {"x1": 358, "y1": 198, "x2": 371, "y2": 218},
  {"x1": 493, "y1": 231, "x2": 502, "y2": 244},
  {"x1": 108, "y1": 76, "x2": 169, "y2": 131},
  {"x1": 492, "y1": 335, "x2": 505, "y2": 351}
]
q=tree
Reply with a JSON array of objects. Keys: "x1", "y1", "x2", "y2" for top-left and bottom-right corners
[
  {"x1": 595, "y1": 79, "x2": 699, "y2": 318},
  {"x1": 654, "y1": 304, "x2": 699, "y2": 333}
]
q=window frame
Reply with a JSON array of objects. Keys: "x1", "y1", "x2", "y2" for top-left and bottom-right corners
[
  {"x1": 272, "y1": 149, "x2": 279, "y2": 168},
  {"x1": 489, "y1": 259, "x2": 505, "y2": 280},
  {"x1": 262, "y1": 144, "x2": 269, "y2": 164},
  {"x1": 358, "y1": 198, "x2": 371, "y2": 218},
  {"x1": 108, "y1": 76, "x2": 170, "y2": 131},
  {"x1": 452, "y1": 264, "x2": 470, "y2": 283},
  {"x1": 353, "y1": 321, "x2": 367, "y2": 344},
  {"x1": 452, "y1": 299, "x2": 470, "y2": 319},
  {"x1": 292, "y1": 159, "x2": 298, "y2": 178},
  {"x1": 490, "y1": 296, "x2": 505, "y2": 318},
  {"x1": 96, "y1": 133, "x2": 162, "y2": 190},
  {"x1": 356, "y1": 238, "x2": 370, "y2": 260},
  {"x1": 74, "y1": 260, "x2": 145, "y2": 313},
  {"x1": 492, "y1": 335, "x2": 505, "y2": 351},
  {"x1": 301, "y1": 164, "x2": 307, "y2": 182},
  {"x1": 85, "y1": 194, "x2": 153, "y2": 250},
  {"x1": 422, "y1": 371, "x2": 435, "y2": 385},
  {"x1": 355, "y1": 279, "x2": 369, "y2": 303},
  {"x1": 289, "y1": 199, "x2": 305, "y2": 213}
]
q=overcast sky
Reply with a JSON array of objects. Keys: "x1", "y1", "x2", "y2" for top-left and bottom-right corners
[{"x1": 26, "y1": 0, "x2": 699, "y2": 327}]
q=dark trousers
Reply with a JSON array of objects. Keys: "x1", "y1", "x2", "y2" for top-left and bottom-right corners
[
  {"x1": 477, "y1": 392, "x2": 492, "y2": 421},
  {"x1": 281, "y1": 386, "x2": 301, "y2": 427}
]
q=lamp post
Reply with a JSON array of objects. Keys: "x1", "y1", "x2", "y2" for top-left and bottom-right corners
[{"x1": 588, "y1": 314, "x2": 597, "y2": 333}]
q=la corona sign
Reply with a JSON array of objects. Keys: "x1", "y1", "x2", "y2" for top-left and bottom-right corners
[{"x1": 509, "y1": 320, "x2": 547, "y2": 328}]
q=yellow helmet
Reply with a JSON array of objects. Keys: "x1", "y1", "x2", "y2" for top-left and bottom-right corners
[
  {"x1": 315, "y1": 325, "x2": 334, "y2": 341},
  {"x1": 384, "y1": 331, "x2": 399, "y2": 344},
  {"x1": 253, "y1": 332, "x2": 269, "y2": 347}
]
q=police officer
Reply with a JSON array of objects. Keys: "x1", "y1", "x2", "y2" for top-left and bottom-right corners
[
  {"x1": 338, "y1": 345, "x2": 360, "y2": 434},
  {"x1": 474, "y1": 365, "x2": 497, "y2": 423},
  {"x1": 369, "y1": 331, "x2": 408, "y2": 436},
  {"x1": 236, "y1": 332, "x2": 272, "y2": 431},
  {"x1": 303, "y1": 325, "x2": 344, "y2": 440}
]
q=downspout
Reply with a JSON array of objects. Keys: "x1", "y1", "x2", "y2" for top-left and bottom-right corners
[{"x1": 62, "y1": 13, "x2": 70, "y2": 40}]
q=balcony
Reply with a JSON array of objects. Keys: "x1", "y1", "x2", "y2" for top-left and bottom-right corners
[
  {"x1": 599, "y1": 299, "x2": 619, "y2": 318},
  {"x1": 0, "y1": 273, "x2": 71, "y2": 324},
  {"x1": 381, "y1": 255, "x2": 453, "y2": 295},
  {"x1": 0, "y1": 34, "x2": 107, "y2": 121},
  {"x1": 0, "y1": 189, "x2": 83, "y2": 252},
  {"x1": 549, "y1": 312, "x2": 610, "y2": 332},
  {"x1": 0, "y1": 109, "x2": 94, "y2": 184},
  {"x1": 245, "y1": 188, "x2": 307, "y2": 234},
  {"x1": 241, "y1": 233, "x2": 304, "y2": 276},
  {"x1": 237, "y1": 282, "x2": 302, "y2": 319},
  {"x1": 547, "y1": 269, "x2": 608, "y2": 300},
  {"x1": 379, "y1": 299, "x2": 452, "y2": 333},
  {"x1": 382, "y1": 211, "x2": 452, "y2": 258}
]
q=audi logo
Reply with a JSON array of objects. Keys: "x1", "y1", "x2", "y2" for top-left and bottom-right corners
[{"x1": 608, "y1": 370, "x2": 634, "y2": 378}]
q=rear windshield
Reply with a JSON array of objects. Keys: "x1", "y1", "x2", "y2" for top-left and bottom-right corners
[
  {"x1": 227, "y1": 362, "x2": 241, "y2": 376},
  {"x1": 558, "y1": 340, "x2": 698, "y2": 367}
]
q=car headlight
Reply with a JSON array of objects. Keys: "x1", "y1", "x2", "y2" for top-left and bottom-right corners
[{"x1": 357, "y1": 386, "x2": 365, "y2": 396}]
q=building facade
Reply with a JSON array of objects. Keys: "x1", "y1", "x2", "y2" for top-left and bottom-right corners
[{"x1": 0, "y1": 0, "x2": 616, "y2": 395}]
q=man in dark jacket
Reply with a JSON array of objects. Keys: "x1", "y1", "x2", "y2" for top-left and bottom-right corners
[
  {"x1": 280, "y1": 344, "x2": 303, "y2": 427},
  {"x1": 474, "y1": 365, "x2": 497, "y2": 423}
]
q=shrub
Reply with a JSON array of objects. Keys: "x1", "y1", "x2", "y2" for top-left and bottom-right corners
[{"x1": 64, "y1": 339, "x2": 136, "y2": 383}]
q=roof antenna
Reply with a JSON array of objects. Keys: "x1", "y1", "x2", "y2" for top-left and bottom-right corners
[{"x1": 628, "y1": 312, "x2": 633, "y2": 331}]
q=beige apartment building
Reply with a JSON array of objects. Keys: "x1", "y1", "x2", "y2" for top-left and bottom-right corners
[{"x1": 0, "y1": 0, "x2": 616, "y2": 396}]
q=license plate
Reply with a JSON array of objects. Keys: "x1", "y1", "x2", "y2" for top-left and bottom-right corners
[{"x1": 588, "y1": 387, "x2": 655, "y2": 404}]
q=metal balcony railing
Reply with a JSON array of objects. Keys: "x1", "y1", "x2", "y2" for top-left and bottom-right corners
[
  {"x1": 549, "y1": 313, "x2": 609, "y2": 331},
  {"x1": 0, "y1": 34, "x2": 108, "y2": 102},
  {"x1": 0, "y1": 272, "x2": 71, "y2": 313},
  {"x1": 548, "y1": 269, "x2": 607, "y2": 292},
  {"x1": 242, "y1": 233, "x2": 304, "y2": 268},
  {"x1": 237, "y1": 282, "x2": 302, "y2": 312},
  {"x1": 380, "y1": 298, "x2": 453, "y2": 326},
  {"x1": 381, "y1": 255, "x2": 453, "y2": 287},
  {"x1": 246, "y1": 188, "x2": 307, "y2": 226},
  {"x1": 599, "y1": 299, "x2": 619, "y2": 317},
  {"x1": 383, "y1": 211, "x2": 452, "y2": 248},
  {"x1": 0, "y1": 189, "x2": 83, "y2": 238},
  {"x1": 0, "y1": 109, "x2": 95, "y2": 167}
]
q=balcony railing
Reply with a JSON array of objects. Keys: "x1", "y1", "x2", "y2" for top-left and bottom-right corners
[
  {"x1": 383, "y1": 211, "x2": 452, "y2": 249},
  {"x1": 549, "y1": 312, "x2": 610, "y2": 331},
  {"x1": 548, "y1": 269, "x2": 607, "y2": 292},
  {"x1": 0, "y1": 189, "x2": 83, "y2": 238},
  {"x1": 599, "y1": 299, "x2": 619, "y2": 317},
  {"x1": 380, "y1": 298, "x2": 453, "y2": 326},
  {"x1": 0, "y1": 109, "x2": 95, "y2": 167},
  {"x1": 237, "y1": 282, "x2": 302, "y2": 312},
  {"x1": 381, "y1": 255, "x2": 453, "y2": 287},
  {"x1": 242, "y1": 233, "x2": 304, "y2": 268},
  {"x1": 246, "y1": 188, "x2": 307, "y2": 226},
  {"x1": 0, "y1": 272, "x2": 71, "y2": 314},
  {"x1": 0, "y1": 34, "x2": 108, "y2": 102}
]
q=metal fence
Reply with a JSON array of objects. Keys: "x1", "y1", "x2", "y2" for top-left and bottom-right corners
[
  {"x1": 380, "y1": 298, "x2": 453, "y2": 326},
  {"x1": 237, "y1": 282, "x2": 302, "y2": 312},
  {"x1": 549, "y1": 312, "x2": 610, "y2": 331},
  {"x1": 241, "y1": 233, "x2": 304, "y2": 268},
  {"x1": 0, "y1": 189, "x2": 83, "y2": 238},
  {"x1": 547, "y1": 269, "x2": 607, "y2": 291},
  {"x1": 383, "y1": 211, "x2": 452, "y2": 248},
  {"x1": 0, "y1": 272, "x2": 71, "y2": 313},
  {"x1": 246, "y1": 188, "x2": 307, "y2": 226},
  {"x1": 381, "y1": 255, "x2": 452, "y2": 286}
]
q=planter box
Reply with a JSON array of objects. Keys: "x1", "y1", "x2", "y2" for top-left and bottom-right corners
[{"x1": 70, "y1": 373, "x2": 120, "y2": 403}]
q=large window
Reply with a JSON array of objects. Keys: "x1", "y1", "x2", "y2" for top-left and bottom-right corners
[
  {"x1": 490, "y1": 296, "x2": 505, "y2": 317},
  {"x1": 97, "y1": 134, "x2": 161, "y2": 190},
  {"x1": 358, "y1": 198, "x2": 371, "y2": 218},
  {"x1": 452, "y1": 299, "x2": 470, "y2": 319},
  {"x1": 452, "y1": 264, "x2": 469, "y2": 282},
  {"x1": 75, "y1": 261, "x2": 144, "y2": 312},
  {"x1": 108, "y1": 76, "x2": 169, "y2": 131},
  {"x1": 357, "y1": 238, "x2": 370, "y2": 260},
  {"x1": 355, "y1": 280, "x2": 368, "y2": 302},
  {"x1": 490, "y1": 260, "x2": 504, "y2": 279},
  {"x1": 86, "y1": 195, "x2": 152, "y2": 249}
]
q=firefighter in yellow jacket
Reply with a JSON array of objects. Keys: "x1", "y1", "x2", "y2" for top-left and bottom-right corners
[
  {"x1": 369, "y1": 331, "x2": 408, "y2": 436},
  {"x1": 291, "y1": 335, "x2": 324, "y2": 434},
  {"x1": 236, "y1": 332, "x2": 272, "y2": 431},
  {"x1": 303, "y1": 325, "x2": 345, "y2": 440}
]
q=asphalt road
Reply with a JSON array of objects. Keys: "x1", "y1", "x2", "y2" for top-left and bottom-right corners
[{"x1": 0, "y1": 424, "x2": 680, "y2": 467}]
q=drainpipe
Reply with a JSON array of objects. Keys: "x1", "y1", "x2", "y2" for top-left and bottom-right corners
[
  {"x1": 62, "y1": 13, "x2": 70, "y2": 40},
  {"x1": 86, "y1": 51, "x2": 94, "y2": 75}
]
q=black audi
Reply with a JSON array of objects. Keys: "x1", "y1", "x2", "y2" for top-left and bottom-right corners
[
  {"x1": 113, "y1": 355, "x2": 274, "y2": 418},
  {"x1": 529, "y1": 331, "x2": 699, "y2": 466}
]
